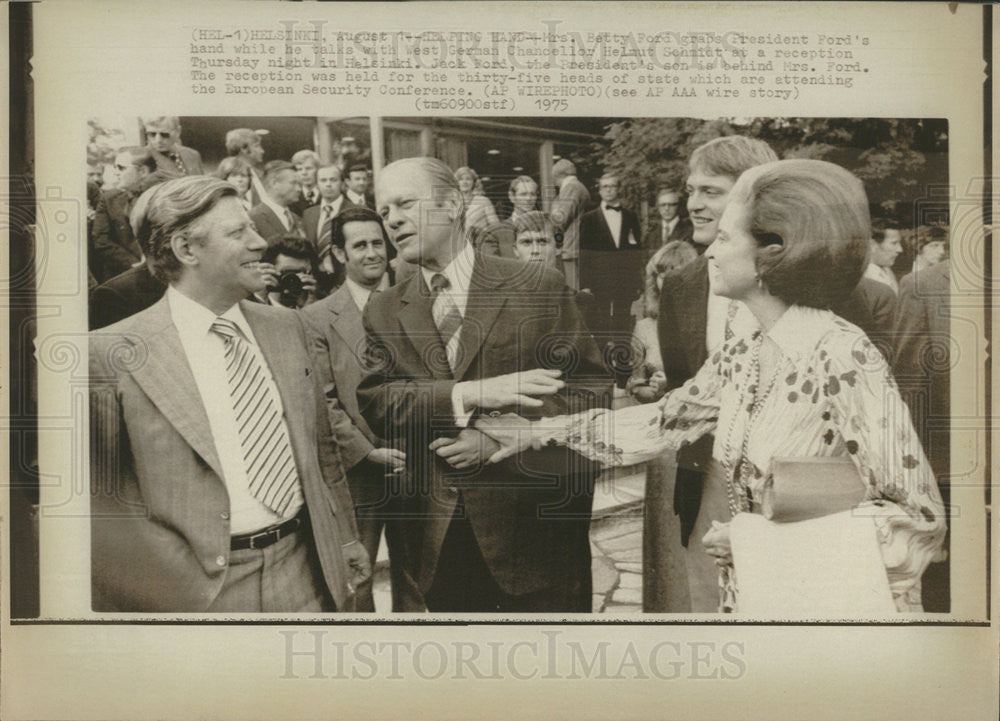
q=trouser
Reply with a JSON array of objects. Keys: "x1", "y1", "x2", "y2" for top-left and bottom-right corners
[
  {"x1": 424, "y1": 505, "x2": 591, "y2": 613},
  {"x1": 207, "y1": 527, "x2": 334, "y2": 612}
]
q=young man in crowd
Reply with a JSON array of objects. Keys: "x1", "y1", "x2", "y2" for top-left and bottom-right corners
[
  {"x1": 344, "y1": 164, "x2": 373, "y2": 208},
  {"x1": 290, "y1": 149, "x2": 322, "y2": 216}
]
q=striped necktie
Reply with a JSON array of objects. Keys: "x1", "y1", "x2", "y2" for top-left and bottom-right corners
[
  {"x1": 430, "y1": 273, "x2": 463, "y2": 372},
  {"x1": 318, "y1": 205, "x2": 334, "y2": 258},
  {"x1": 210, "y1": 317, "x2": 302, "y2": 517}
]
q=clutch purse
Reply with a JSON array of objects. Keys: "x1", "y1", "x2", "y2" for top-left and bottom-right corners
[{"x1": 760, "y1": 456, "x2": 867, "y2": 523}]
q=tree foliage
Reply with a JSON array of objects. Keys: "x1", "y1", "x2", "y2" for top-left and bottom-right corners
[{"x1": 583, "y1": 117, "x2": 948, "y2": 227}]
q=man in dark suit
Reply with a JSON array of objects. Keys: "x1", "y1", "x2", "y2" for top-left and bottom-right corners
[
  {"x1": 141, "y1": 116, "x2": 204, "y2": 187},
  {"x1": 302, "y1": 164, "x2": 355, "y2": 266},
  {"x1": 642, "y1": 187, "x2": 694, "y2": 260},
  {"x1": 91, "y1": 146, "x2": 154, "y2": 282},
  {"x1": 344, "y1": 164, "x2": 374, "y2": 209},
  {"x1": 289, "y1": 149, "x2": 322, "y2": 216},
  {"x1": 579, "y1": 173, "x2": 644, "y2": 336},
  {"x1": 550, "y1": 159, "x2": 590, "y2": 290},
  {"x1": 304, "y1": 206, "x2": 421, "y2": 611},
  {"x1": 358, "y1": 157, "x2": 610, "y2": 612},
  {"x1": 89, "y1": 175, "x2": 369, "y2": 612},
  {"x1": 893, "y1": 258, "x2": 950, "y2": 612},
  {"x1": 249, "y1": 160, "x2": 306, "y2": 244}
]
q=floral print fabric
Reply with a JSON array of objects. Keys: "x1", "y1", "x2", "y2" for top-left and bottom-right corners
[{"x1": 540, "y1": 305, "x2": 946, "y2": 611}]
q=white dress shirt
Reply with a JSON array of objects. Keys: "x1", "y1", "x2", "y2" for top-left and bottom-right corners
[
  {"x1": 601, "y1": 202, "x2": 625, "y2": 247},
  {"x1": 344, "y1": 274, "x2": 390, "y2": 312},
  {"x1": 260, "y1": 193, "x2": 295, "y2": 232},
  {"x1": 167, "y1": 286, "x2": 303, "y2": 533},
  {"x1": 419, "y1": 239, "x2": 476, "y2": 319},
  {"x1": 415, "y1": 242, "x2": 478, "y2": 424},
  {"x1": 346, "y1": 189, "x2": 367, "y2": 208},
  {"x1": 661, "y1": 216, "x2": 679, "y2": 244},
  {"x1": 864, "y1": 262, "x2": 899, "y2": 295}
]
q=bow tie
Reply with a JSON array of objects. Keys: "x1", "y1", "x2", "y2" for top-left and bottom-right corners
[{"x1": 605, "y1": 205, "x2": 621, "y2": 212}]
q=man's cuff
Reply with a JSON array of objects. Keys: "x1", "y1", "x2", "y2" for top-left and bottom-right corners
[{"x1": 451, "y1": 383, "x2": 474, "y2": 428}]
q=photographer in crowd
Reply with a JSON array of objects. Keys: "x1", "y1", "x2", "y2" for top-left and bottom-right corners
[{"x1": 256, "y1": 235, "x2": 319, "y2": 309}]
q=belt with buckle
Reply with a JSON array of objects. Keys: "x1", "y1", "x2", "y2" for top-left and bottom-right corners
[{"x1": 230, "y1": 512, "x2": 304, "y2": 551}]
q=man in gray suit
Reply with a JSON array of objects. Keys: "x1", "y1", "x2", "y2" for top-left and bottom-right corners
[
  {"x1": 249, "y1": 160, "x2": 306, "y2": 245},
  {"x1": 550, "y1": 159, "x2": 591, "y2": 291},
  {"x1": 90, "y1": 176, "x2": 369, "y2": 612},
  {"x1": 303, "y1": 206, "x2": 421, "y2": 611}
]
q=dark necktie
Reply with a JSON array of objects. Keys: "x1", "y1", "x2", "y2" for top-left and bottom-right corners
[{"x1": 430, "y1": 273, "x2": 463, "y2": 371}]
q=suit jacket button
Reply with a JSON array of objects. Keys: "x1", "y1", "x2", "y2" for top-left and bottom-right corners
[
  {"x1": 220, "y1": 511, "x2": 230, "y2": 521},
  {"x1": 216, "y1": 555, "x2": 227, "y2": 567}
]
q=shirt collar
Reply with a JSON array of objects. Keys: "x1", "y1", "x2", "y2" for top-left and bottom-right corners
[
  {"x1": 321, "y1": 195, "x2": 343, "y2": 213},
  {"x1": 344, "y1": 274, "x2": 389, "y2": 311},
  {"x1": 346, "y1": 190, "x2": 366, "y2": 206},
  {"x1": 420, "y1": 239, "x2": 476, "y2": 295},
  {"x1": 167, "y1": 285, "x2": 255, "y2": 345},
  {"x1": 260, "y1": 194, "x2": 292, "y2": 227},
  {"x1": 764, "y1": 305, "x2": 835, "y2": 364}
]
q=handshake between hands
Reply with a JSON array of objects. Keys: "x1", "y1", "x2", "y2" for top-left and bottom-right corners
[{"x1": 429, "y1": 368, "x2": 563, "y2": 468}]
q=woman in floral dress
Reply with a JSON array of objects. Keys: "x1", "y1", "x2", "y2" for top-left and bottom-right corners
[{"x1": 473, "y1": 159, "x2": 946, "y2": 612}]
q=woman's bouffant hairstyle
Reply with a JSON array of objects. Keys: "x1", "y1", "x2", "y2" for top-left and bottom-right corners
[
  {"x1": 733, "y1": 159, "x2": 870, "y2": 309},
  {"x1": 213, "y1": 155, "x2": 252, "y2": 181},
  {"x1": 141, "y1": 176, "x2": 238, "y2": 283},
  {"x1": 455, "y1": 166, "x2": 485, "y2": 195}
]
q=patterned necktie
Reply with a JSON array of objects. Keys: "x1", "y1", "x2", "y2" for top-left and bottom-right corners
[
  {"x1": 318, "y1": 205, "x2": 334, "y2": 257},
  {"x1": 210, "y1": 317, "x2": 302, "y2": 518},
  {"x1": 430, "y1": 273, "x2": 463, "y2": 372},
  {"x1": 169, "y1": 151, "x2": 186, "y2": 175}
]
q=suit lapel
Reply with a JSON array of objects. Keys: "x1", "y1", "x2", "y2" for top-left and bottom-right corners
[
  {"x1": 452, "y1": 257, "x2": 508, "y2": 380},
  {"x1": 242, "y1": 301, "x2": 314, "y2": 469},
  {"x1": 126, "y1": 298, "x2": 224, "y2": 480},
  {"x1": 329, "y1": 286, "x2": 367, "y2": 360},
  {"x1": 398, "y1": 272, "x2": 451, "y2": 379},
  {"x1": 596, "y1": 208, "x2": 616, "y2": 249}
]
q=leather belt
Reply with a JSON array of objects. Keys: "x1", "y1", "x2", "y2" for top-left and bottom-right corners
[{"x1": 230, "y1": 512, "x2": 304, "y2": 551}]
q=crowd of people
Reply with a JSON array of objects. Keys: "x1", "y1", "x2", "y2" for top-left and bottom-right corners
[{"x1": 87, "y1": 117, "x2": 951, "y2": 615}]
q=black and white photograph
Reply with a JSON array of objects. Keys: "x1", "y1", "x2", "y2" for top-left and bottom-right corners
[
  {"x1": 78, "y1": 114, "x2": 958, "y2": 616},
  {"x1": 5, "y1": 2, "x2": 994, "y2": 719}
]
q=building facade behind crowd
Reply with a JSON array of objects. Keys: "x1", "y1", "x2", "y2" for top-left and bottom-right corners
[{"x1": 86, "y1": 117, "x2": 952, "y2": 613}]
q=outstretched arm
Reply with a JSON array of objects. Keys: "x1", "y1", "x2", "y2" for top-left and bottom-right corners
[{"x1": 476, "y1": 342, "x2": 727, "y2": 466}]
